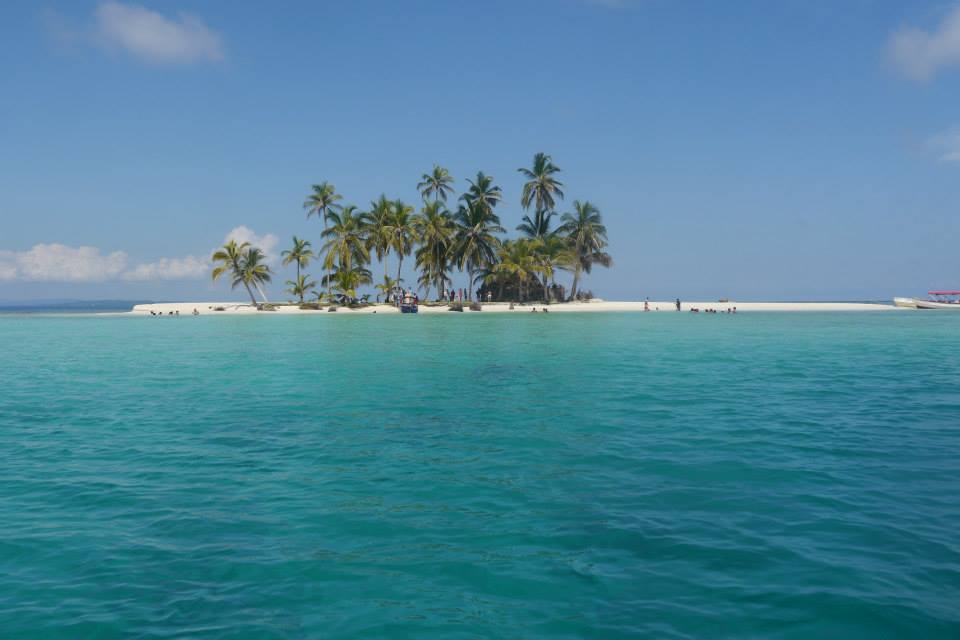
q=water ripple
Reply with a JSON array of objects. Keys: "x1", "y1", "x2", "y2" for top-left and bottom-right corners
[{"x1": 0, "y1": 313, "x2": 958, "y2": 638}]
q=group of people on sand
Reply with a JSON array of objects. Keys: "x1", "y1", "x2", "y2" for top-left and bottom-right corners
[
  {"x1": 689, "y1": 307, "x2": 736, "y2": 314},
  {"x1": 638, "y1": 298, "x2": 736, "y2": 314},
  {"x1": 443, "y1": 288, "x2": 478, "y2": 303},
  {"x1": 148, "y1": 309, "x2": 200, "y2": 316}
]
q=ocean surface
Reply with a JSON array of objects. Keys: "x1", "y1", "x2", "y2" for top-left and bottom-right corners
[{"x1": 1, "y1": 311, "x2": 958, "y2": 639}]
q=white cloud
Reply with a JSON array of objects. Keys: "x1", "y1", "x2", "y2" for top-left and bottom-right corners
[
  {"x1": 122, "y1": 255, "x2": 209, "y2": 281},
  {"x1": 0, "y1": 244, "x2": 129, "y2": 282},
  {"x1": 888, "y1": 7, "x2": 960, "y2": 81},
  {"x1": 0, "y1": 227, "x2": 280, "y2": 283},
  {"x1": 927, "y1": 126, "x2": 960, "y2": 163},
  {"x1": 94, "y1": 1, "x2": 224, "y2": 64},
  {"x1": 224, "y1": 226, "x2": 280, "y2": 263},
  {"x1": 0, "y1": 244, "x2": 209, "y2": 283},
  {"x1": 0, "y1": 262, "x2": 19, "y2": 282}
]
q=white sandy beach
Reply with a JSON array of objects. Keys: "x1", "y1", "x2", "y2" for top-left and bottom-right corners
[{"x1": 130, "y1": 300, "x2": 898, "y2": 315}]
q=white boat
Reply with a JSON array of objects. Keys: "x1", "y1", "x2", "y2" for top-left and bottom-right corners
[{"x1": 894, "y1": 291, "x2": 960, "y2": 309}]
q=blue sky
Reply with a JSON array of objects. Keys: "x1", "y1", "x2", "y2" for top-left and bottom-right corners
[{"x1": 1, "y1": 0, "x2": 959, "y2": 301}]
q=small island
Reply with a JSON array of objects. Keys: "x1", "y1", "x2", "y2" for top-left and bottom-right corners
[{"x1": 130, "y1": 153, "x2": 897, "y2": 316}]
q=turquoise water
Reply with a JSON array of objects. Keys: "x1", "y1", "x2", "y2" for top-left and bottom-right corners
[{"x1": 1, "y1": 312, "x2": 958, "y2": 638}]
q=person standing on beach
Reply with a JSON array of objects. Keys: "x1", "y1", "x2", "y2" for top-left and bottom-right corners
[{"x1": 675, "y1": 298, "x2": 681, "y2": 311}]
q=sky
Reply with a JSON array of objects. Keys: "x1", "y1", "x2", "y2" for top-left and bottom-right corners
[{"x1": 1, "y1": 0, "x2": 959, "y2": 302}]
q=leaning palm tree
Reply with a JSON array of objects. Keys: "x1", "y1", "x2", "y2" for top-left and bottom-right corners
[
  {"x1": 321, "y1": 205, "x2": 370, "y2": 298},
  {"x1": 211, "y1": 239, "x2": 258, "y2": 306},
  {"x1": 557, "y1": 200, "x2": 612, "y2": 300},
  {"x1": 361, "y1": 194, "x2": 394, "y2": 281},
  {"x1": 388, "y1": 199, "x2": 417, "y2": 285},
  {"x1": 413, "y1": 200, "x2": 456, "y2": 300},
  {"x1": 238, "y1": 247, "x2": 273, "y2": 304},
  {"x1": 303, "y1": 182, "x2": 343, "y2": 229},
  {"x1": 453, "y1": 201, "x2": 504, "y2": 300},
  {"x1": 519, "y1": 152, "x2": 564, "y2": 216},
  {"x1": 285, "y1": 273, "x2": 317, "y2": 303},
  {"x1": 417, "y1": 165, "x2": 455, "y2": 202},
  {"x1": 281, "y1": 236, "x2": 314, "y2": 283},
  {"x1": 460, "y1": 171, "x2": 502, "y2": 216}
]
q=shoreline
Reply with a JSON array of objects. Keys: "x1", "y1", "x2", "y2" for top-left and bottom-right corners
[{"x1": 130, "y1": 300, "x2": 899, "y2": 315}]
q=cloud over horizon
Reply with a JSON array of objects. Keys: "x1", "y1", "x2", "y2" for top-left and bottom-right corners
[
  {"x1": 0, "y1": 244, "x2": 209, "y2": 283},
  {"x1": 0, "y1": 226, "x2": 278, "y2": 283},
  {"x1": 888, "y1": 6, "x2": 960, "y2": 81}
]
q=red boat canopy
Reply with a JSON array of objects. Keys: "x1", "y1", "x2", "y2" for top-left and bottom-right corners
[{"x1": 928, "y1": 290, "x2": 960, "y2": 296}]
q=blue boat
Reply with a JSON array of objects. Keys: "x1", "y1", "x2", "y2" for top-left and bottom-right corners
[{"x1": 400, "y1": 302, "x2": 418, "y2": 314}]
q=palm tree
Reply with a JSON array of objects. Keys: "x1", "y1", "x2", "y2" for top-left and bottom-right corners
[
  {"x1": 361, "y1": 194, "x2": 394, "y2": 281},
  {"x1": 417, "y1": 165, "x2": 455, "y2": 202},
  {"x1": 517, "y1": 209, "x2": 556, "y2": 241},
  {"x1": 518, "y1": 153, "x2": 564, "y2": 243},
  {"x1": 303, "y1": 182, "x2": 343, "y2": 229},
  {"x1": 324, "y1": 265, "x2": 373, "y2": 301},
  {"x1": 532, "y1": 235, "x2": 573, "y2": 302},
  {"x1": 518, "y1": 152, "x2": 564, "y2": 215},
  {"x1": 477, "y1": 261, "x2": 508, "y2": 301},
  {"x1": 413, "y1": 200, "x2": 456, "y2": 300},
  {"x1": 375, "y1": 274, "x2": 402, "y2": 303},
  {"x1": 453, "y1": 201, "x2": 504, "y2": 300},
  {"x1": 557, "y1": 200, "x2": 612, "y2": 300},
  {"x1": 388, "y1": 199, "x2": 417, "y2": 286},
  {"x1": 460, "y1": 171, "x2": 502, "y2": 216},
  {"x1": 211, "y1": 240, "x2": 258, "y2": 306},
  {"x1": 286, "y1": 273, "x2": 317, "y2": 303},
  {"x1": 239, "y1": 247, "x2": 273, "y2": 304},
  {"x1": 492, "y1": 239, "x2": 541, "y2": 302},
  {"x1": 281, "y1": 236, "x2": 314, "y2": 284},
  {"x1": 321, "y1": 205, "x2": 370, "y2": 297}
]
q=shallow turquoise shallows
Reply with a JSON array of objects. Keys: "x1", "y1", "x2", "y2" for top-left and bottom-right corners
[{"x1": 1, "y1": 312, "x2": 958, "y2": 639}]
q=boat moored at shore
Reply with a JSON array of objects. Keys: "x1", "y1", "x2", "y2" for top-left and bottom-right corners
[{"x1": 894, "y1": 291, "x2": 960, "y2": 309}]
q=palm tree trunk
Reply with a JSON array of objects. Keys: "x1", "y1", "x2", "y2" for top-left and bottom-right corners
[
  {"x1": 243, "y1": 281, "x2": 258, "y2": 306},
  {"x1": 396, "y1": 253, "x2": 403, "y2": 289},
  {"x1": 296, "y1": 262, "x2": 302, "y2": 303},
  {"x1": 542, "y1": 275, "x2": 550, "y2": 302},
  {"x1": 570, "y1": 267, "x2": 581, "y2": 301}
]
